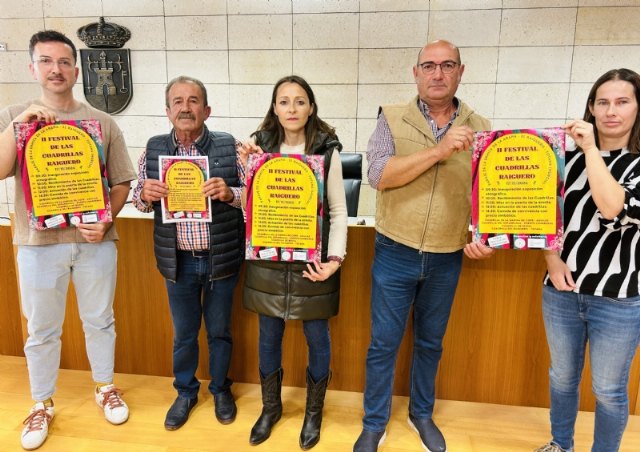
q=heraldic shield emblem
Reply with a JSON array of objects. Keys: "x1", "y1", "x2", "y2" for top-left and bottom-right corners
[{"x1": 77, "y1": 17, "x2": 133, "y2": 114}]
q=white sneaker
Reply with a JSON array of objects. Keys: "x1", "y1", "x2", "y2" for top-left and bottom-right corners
[
  {"x1": 21, "y1": 402, "x2": 54, "y2": 450},
  {"x1": 95, "y1": 384, "x2": 129, "y2": 425}
]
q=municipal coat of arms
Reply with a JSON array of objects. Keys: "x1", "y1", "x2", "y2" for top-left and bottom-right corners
[{"x1": 77, "y1": 17, "x2": 133, "y2": 114}]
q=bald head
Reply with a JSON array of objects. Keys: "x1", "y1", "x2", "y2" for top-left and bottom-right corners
[
  {"x1": 413, "y1": 39, "x2": 465, "y2": 107},
  {"x1": 417, "y1": 40, "x2": 461, "y2": 65}
]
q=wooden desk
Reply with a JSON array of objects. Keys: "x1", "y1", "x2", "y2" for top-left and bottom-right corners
[{"x1": 2, "y1": 219, "x2": 639, "y2": 413}]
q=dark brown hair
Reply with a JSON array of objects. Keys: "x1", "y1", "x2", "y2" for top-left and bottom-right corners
[
  {"x1": 252, "y1": 75, "x2": 336, "y2": 155},
  {"x1": 29, "y1": 30, "x2": 77, "y2": 62},
  {"x1": 583, "y1": 68, "x2": 640, "y2": 154}
]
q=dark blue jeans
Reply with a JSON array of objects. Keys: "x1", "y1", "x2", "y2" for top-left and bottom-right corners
[
  {"x1": 542, "y1": 285, "x2": 640, "y2": 452},
  {"x1": 362, "y1": 233, "x2": 462, "y2": 432},
  {"x1": 166, "y1": 252, "x2": 239, "y2": 398},
  {"x1": 258, "y1": 314, "x2": 331, "y2": 382}
]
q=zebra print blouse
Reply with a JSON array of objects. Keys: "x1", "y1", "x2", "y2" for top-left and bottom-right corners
[{"x1": 544, "y1": 147, "x2": 640, "y2": 298}]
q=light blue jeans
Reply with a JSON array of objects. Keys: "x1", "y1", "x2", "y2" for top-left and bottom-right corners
[
  {"x1": 17, "y1": 242, "x2": 117, "y2": 401},
  {"x1": 542, "y1": 285, "x2": 640, "y2": 452}
]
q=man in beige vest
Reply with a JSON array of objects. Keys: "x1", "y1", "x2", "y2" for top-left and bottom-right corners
[{"x1": 354, "y1": 40, "x2": 493, "y2": 452}]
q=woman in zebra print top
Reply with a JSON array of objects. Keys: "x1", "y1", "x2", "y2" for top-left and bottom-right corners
[{"x1": 536, "y1": 69, "x2": 640, "y2": 452}]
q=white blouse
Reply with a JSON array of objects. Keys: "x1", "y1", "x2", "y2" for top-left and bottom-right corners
[{"x1": 277, "y1": 142, "x2": 348, "y2": 260}]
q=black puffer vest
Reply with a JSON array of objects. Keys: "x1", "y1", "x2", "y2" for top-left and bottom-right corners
[
  {"x1": 145, "y1": 127, "x2": 244, "y2": 282},
  {"x1": 243, "y1": 131, "x2": 342, "y2": 320}
]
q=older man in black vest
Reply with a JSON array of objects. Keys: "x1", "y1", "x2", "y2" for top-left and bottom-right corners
[{"x1": 132, "y1": 76, "x2": 244, "y2": 430}]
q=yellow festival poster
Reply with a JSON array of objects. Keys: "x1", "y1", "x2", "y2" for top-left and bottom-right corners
[
  {"x1": 14, "y1": 120, "x2": 111, "y2": 229},
  {"x1": 245, "y1": 154, "x2": 324, "y2": 262},
  {"x1": 471, "y1": 128, "x2": 565, "y2": 250},
  {"x1": 159, "y1": 156, "x2": 211, "y2": 223}
]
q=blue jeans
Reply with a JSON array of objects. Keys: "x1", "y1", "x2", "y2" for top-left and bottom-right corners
[
  {"x1": 542, "y1": 285, "x2": 640, "y2": 452},
  {"x1": 362, "y1": 233, "x2": 463, "y2": 432},
  {"x1": 258, "y1": 314, "x2": 331, "y2": 382},
  {"x1": 166, "y1": 252, "x2": 239, "y2": 398}
]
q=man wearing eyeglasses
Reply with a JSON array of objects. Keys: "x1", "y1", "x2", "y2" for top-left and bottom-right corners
[
  {"x1": 0, "y1": 30, "x2": 135, "y2": 450},
  {"x1": 354, "y1": 40, "x2": 493, "y2": 452}
]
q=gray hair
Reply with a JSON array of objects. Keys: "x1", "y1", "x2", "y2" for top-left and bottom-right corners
[{"x1": 165, "y1": 76, "x2": 208, "y2": 107}]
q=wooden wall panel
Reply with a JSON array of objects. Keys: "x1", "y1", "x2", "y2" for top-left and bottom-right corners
[
  {"x1": 3, "y1": 221, "x2": 639, "y2": 413},
  {"x1": 438, "y1": 251, "x2": 552, "y2": 408},
  {"x1": 0, "y1": 226, "x2": 23, "y2": 357},
  {"x1": 111, "y1": 220, "x2": 174, "y2": 377},
  {"x1": 440, "y1": 251, "x2": 640, "y2": 412}
]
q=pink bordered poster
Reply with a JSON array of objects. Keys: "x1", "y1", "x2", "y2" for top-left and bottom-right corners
[
  {"x1": 245, "y1": 153, "x2": 324, "y2": 262},
  {"x1": 14, "y1": 120, "x2": 111, "y2": 230},
  {"x1": 159, "y1": 155, "x2": 211, "y2": 223},
  {"x1": 471, "y1": 128, "x2": 565, "y2": 250}
]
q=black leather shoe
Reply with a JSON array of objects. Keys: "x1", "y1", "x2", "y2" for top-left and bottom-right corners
[
  {"x1": 408, "y1": 414, "x2": 446, "y2": 452},
  {"x1": 353, "y1": 429, "x2": 386, "y2": 452},
  {"x1": 164, "y1": 395, "x2": 198, "y2": 430},
  {"x1": 214, "y1": 389, "x2": 237, "y2": 425}
]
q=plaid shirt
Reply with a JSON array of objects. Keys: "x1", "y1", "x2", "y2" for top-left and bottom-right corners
[
  {"x1": 131, "y1": 134, "x2": 244, "y2": 251},
  {"x1": 366, "y1": 97, "x2": 459, "y2": 189}
]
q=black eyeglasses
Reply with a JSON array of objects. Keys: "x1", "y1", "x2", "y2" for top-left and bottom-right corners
[{"x1": 417, "y1": 61, "x2": 459, "y2": 74}]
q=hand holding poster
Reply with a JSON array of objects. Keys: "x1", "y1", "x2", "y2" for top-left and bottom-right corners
[
  {"x1": 471, "y1": 128, "x2": 565, "y2": 250},
  {"x1": 159, "y1": 156, "x2": 211, "y2": 223},
  {"x1": 245, "y1": 153, "x2": 324, "y2": 262},
  {"x1": 14, "y1": 120, "x2": 111, "y2": 229}
]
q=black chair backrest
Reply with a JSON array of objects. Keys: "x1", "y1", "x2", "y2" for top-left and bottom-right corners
[{"x1": 339, "y1": 152, "x2": 362, "y2": 217}]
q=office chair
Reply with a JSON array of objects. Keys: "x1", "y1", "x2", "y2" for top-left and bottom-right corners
[{"x1": 339, "y1": 152, "x2": 362, "y2": 217}]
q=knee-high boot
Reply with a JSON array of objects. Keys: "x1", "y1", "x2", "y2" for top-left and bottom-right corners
[
  {"x1": 249, "y1": 368, "x2": 283, "y2": 445},
  {"x1": 299, "y1": 368, "x2": 331, "y2": 450}
]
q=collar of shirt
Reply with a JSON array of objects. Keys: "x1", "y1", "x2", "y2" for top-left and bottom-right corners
[
  {"x1": 418, "y1": 97, "x2": 460, "y2": 143},
  {"x1": 171, "y1": 128, "x2": 206, "y2": 155}
]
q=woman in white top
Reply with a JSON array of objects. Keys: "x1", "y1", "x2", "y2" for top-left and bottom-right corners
[{"x1": 240, "y1": 75, "x2": 348, "y2": 450}]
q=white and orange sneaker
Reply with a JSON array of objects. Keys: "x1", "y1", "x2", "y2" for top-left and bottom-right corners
[
  {"x1": 21, "y1": 402, "x2": 54, "y2": 450},
  {"x1": 95, "y1": 384, "x2": 129, "y2": 425}
]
